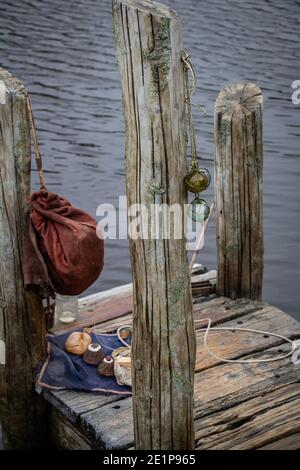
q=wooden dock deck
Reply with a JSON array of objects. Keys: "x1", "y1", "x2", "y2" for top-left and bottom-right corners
[{"x1": 41, "y1": 271, "x2": 300, "y2": 450}]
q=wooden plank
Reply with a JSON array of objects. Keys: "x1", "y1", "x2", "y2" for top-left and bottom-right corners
[
  {"x1": 93, "y1": 312, "x2": 133, "y2": 334},
  {"x1": 258, "y1": 432, "x2": 300, "y2": 450},
  {"x1": 191, "y1": 270, "x2": 217, "y2": 285},
  {"x1": 42, "y1": 388, "x2": 122, "y2": 424},
  {"x1": 95, "y1": 296, "x2": 266, "y2": 334},
  {"x1": 194, "y1": 342, "x2": 300, "y2": 419},
  {"x1": 195, "y1": 304, "x2": 300, "y2": 371},
  {"x1": 122, "y1": 433, "x2": 300, "y2": 451},
  {"x1": 193, "y1": 296, "x2": 266, "y2": 326},
  {"x1": 50, "y1": 408, "x2": 93, "y2": 450},
  {"x1": 191, "y1": 271, "x2": 217, "y2": 296},
  {"x1": 195, "y1": 384, "x2": 300, "y2": 449},
  {"x1": 80, "y1": 397, "x2": 133, "y2": 450},
  {"x1": 192, "y1": 284, "x2": 216, "y2": 296},
  {"x1": 80, "y1": 283, "x2": 132, "y2": 306}
]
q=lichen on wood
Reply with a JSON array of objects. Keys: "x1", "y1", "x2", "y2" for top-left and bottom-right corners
[
  {"x1": 143, "y1": 17, "x2": 171, "y2": 95},
  {"x1": 15, "y1": 122, "x2": 28, "y2": 159},
  {"x1": 168, "y1": 264, "x2": 190, "y2": 305},
  {"x1": 172, "y1": 371, "x2": 193, "y2": 394},
  {"x1": 147, "y1": 177, "x2": 167, "y2": 195}
]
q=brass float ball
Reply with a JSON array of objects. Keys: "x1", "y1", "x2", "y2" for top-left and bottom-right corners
[{"x1": 184, "y1": 168, "x2": 211, "y2": 194}]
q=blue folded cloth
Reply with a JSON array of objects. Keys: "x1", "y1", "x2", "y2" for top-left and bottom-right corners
[{"x1": 37, "y1": 329, "x2": 131, "y2": 395}]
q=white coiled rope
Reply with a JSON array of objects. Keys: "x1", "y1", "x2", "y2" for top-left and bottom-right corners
[
  {"x1": 114, "y1": 321, "x2": 296, "y2": 364},
  {"x1": 195, "y1": 318, "x2": 296, "y2": 363}
]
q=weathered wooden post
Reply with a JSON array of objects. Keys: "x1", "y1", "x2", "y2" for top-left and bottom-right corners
[
  {"x1": 215, "y1": 82, "x2": 263, "y2": 300},
  {"x1": 112, "y1": 0, "x2": 196, "y2": 449},
  {"x1": 0, "y1": 69, "x2": 47, "y2": 448}
]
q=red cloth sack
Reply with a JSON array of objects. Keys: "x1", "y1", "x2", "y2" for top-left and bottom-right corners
[
  {"x1": 24, "y1": 189, "x2": 104, "y2": 296},
  {"x1": 23, "y1": 97, "x2": 104, "y2": 297}
]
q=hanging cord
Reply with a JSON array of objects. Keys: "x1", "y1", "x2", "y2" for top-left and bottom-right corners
[
  {"x1": 27, "y1": 95, "x2": 53, "y2": 328},
  {"x1": 182, "y1": 50, "x2": 199, "y2": 171},
  {"x1": 26, "y1": 96, "x2": 46, "y2": 189},
  {"x1": 195, "y1": 318, "x2": 296, "y2": 364}
]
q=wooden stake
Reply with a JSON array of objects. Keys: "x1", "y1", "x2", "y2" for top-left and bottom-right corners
[
  {"x1": 215, "y1": 82, "x2": 264, "y2": 300},
  {"x1": 0, "y1": 69, "x2": 47, "y2": 448},
  {"x1": 112, "y1": 0, "x2": 196, "y2": 450}
]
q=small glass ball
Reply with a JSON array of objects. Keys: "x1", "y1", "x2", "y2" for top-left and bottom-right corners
[
  {"x1": 185, "y1": 168, "x2": 211, "y2": 194},
  {"x1": 189, "y1": 197, "x2": 210, "y2": 222}
]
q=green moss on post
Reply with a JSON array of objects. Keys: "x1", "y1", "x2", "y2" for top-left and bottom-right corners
[{"x1": 143, "y1": 17, "x2": 171, "y2": 95}]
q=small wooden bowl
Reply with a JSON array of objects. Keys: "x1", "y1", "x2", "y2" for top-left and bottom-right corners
[
  {"x1": 98, "y1": 355, "x2": 114, "y2": 377},
  {"x1": 83, "y1": 343, "x2": 104, "y2": 365}
]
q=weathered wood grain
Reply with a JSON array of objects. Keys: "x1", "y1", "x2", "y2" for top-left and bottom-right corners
[
  {"x1": 43, "y1": 292, "x2": 300, "y2": 450},
  {"x1": 76, "y1": 342, "x2": 299, "y2": 450},
  {"x1": 0, "y1": 69, "x2": 47, "y2": 449},
  {"x1": 194, "y1": 342, "x2": 300, "y2": 419},
  {"x1": 191, "y1": 270, "x2": 217, "y2": 285},
  {"x1": 105, "y1": 296, "x2": 266, "y2": 333},
  {"x1": 50, "y1": 408, "x2": 93, "y2": 450},
  {"x1": 42, "y1": 388, "x2": 122, "y2": 424},
  {"x1": 81, "y1": 397, "x2": 133, "y2": 449},
  {"x1": 112, "y1": 0, "x2": 195, "y2": 449},
  {"x1": 258, "y1": 432, "x2": 300, "y2": 450},
  {"x1": 45, "y1": 339, "x2": 299, "y2": 450},
  {"x1": 195, "y1": 383, "x2": 300, "y2": 449},
  {"x1": 91, "y1": 296, "x2": 264, "y2": 335},
  {"x1": 215, "y1": 82, "x2": 263, "y2": 300},
  {"x1": 195, "y1": 304, "x2": 299, "y2": 371},
  {"x1": 193, "y1": 296, "x2": 265, "y2": 326}
]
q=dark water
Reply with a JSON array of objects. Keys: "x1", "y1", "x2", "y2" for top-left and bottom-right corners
[{"x1": 0, "y1": 0, "x2": 299, "y2": 319}]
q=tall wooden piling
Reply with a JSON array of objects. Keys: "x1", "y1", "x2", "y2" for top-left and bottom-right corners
[
  {"x1": 112, "y1": 0, "x2": 196, "y2": 449},
  {"x1": 215, "y1": 82, "x2": 264, "y2": 300},
  {"x1": 0, "y1": 69, "x2": 47, "y2": 448}
]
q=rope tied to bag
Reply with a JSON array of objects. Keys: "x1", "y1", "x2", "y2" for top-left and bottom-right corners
[{"x1": 26, "y1": 95, "x2": 46, "y2": 189}]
